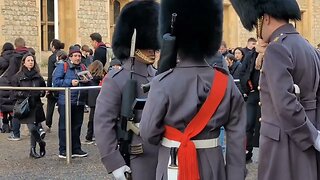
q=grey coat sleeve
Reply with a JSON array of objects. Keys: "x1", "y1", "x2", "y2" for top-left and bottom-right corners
[
  {"x1": 225, "y1": 79, "x2": 246, "y2": 180},
  {"x1": 264, "y1": 43, "x2": 318, "y2": 150},
  {"x1": 140, "y1": 80, "x2": 168, "y2": 145},
  {"x1": 94, "y1": 75, "x2": 126, "y2": 173}
]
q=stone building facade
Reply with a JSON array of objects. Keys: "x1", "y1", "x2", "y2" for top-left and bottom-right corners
[{"x1": 0, "y1": 0, "x2": 318, "y2": 64}]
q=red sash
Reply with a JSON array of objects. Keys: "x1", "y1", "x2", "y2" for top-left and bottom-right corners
[{"x1": 164, "y1": 70, "x2": 228, "y2": 180}]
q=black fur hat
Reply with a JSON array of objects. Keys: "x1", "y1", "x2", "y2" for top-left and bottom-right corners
[
  {"x1": 112, "y1": 0, "x2": 160, "y2": 60},
  {"x1": 160, "y1": 0, "x2": 223, "y2": 58},
  {"x1": 230, "y1": 0, "x2": 301, "y2": 31}
]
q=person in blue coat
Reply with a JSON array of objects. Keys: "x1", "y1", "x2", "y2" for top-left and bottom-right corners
[{"x1": 53, "y1": 46, "x2": 89, "y2": 158}]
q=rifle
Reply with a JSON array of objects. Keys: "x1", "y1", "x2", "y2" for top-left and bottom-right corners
[
  {"x1": 116, "y1": 29, "x2": 137, "y2": 170},
  {"x1": 142, "y1": 13, "x2": 178, "y2": 93}
]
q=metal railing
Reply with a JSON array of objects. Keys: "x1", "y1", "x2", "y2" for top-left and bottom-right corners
[{"x1": 0, "y1": 86, "x2": 101, "y2": 164}]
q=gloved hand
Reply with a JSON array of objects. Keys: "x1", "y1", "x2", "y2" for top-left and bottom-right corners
[
  {"x1": 314, "y1": 131, "x2": 320, "y2": 152},
  {"x1": 112, "y1": 165, "x2": 131, "y2": 180}
]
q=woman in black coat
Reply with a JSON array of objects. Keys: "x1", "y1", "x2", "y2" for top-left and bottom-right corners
[
  {"x1": 12, "y1": 53, "x2": 46, "y2": 159},
  {"x1": 83, "y1": 60, "x2": 105, "y2": 144}
]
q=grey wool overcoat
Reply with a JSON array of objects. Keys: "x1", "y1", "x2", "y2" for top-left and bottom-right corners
[
  {"x1": 94, "y1": 59, "x2": 159, "y2": 179},
  {"x1": 140, "y1": 58, "x2": 247, "y2": 180},
  {"x1": 258, "y1": 24, "x2": 320, "y2": 180}
]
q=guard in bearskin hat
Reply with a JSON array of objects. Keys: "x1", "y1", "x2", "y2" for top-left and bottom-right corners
[
  {"x1": 230, "y1": 0, "x2": 320, "y2": 180},
  {"x1": 94, "y1": 1, "x2": 160, "y2": 180},
  {"x1": 139, "y1": 0, "x2": 246, "y2": 180}
]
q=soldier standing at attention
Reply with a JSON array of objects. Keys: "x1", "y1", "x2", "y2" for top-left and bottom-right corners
[
  {"x1": 230, "y1": 0, "x2": 320, "y2": 179},
  {"x1": 94, "y1": 1, "x2": 160, "y2": 180},
  {"x1": 140, "y1": 0, "x2": 246, "y2": 180}
]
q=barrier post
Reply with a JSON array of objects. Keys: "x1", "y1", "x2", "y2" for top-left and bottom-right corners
[{"x1": 65, "y1": 88, "x2": 72, "y2": 164}]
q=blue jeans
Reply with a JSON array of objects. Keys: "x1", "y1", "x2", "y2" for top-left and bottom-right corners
[
  {"x1": 12, "y1": 117, "x2": 21, "y2": 138},
  {"x1": 58, "y1": 105, "x2": 84, "y2": 153}
]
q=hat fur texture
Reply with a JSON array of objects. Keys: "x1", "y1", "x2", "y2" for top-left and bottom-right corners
[
  {"x1": 160, "y1": 0, "x2": 223, "y2": 59},
  {"x1": 230, "y1": 0, "x2": 301, "y2": 31},
  {"x1": 112, "y1": 0, "x2": 160, "y2": 60}
]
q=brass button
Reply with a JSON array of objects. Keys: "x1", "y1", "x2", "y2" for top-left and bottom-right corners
[
  {"x1": 259, "y1": 118, "x2": 262, "y2": 122},
  {"x1": 258, "y1": 86, "x2": 261, "y2": 91},
  {"x1": 258, "y1": 102, "x2": 262, "y2": 106}
]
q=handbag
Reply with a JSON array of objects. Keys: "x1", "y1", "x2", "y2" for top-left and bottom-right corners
[{"x1": 13, "y1": 97, "x2": 30, "y2": 119}]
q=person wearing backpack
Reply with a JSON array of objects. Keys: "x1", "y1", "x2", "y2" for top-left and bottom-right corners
[{"x1": 52, "y1": 46, "x2": 89, "y2": 158}]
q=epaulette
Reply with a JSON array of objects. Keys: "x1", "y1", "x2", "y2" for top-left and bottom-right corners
[
  {"x1": 157, "y1": 68, "x2": 173, "y2": 81},
  {"x1": 272, "y1": 33, "x2": 287, "y2": 43},
  {"x1": 108, "y1": 68, "x2": 123, "y2": 78}
]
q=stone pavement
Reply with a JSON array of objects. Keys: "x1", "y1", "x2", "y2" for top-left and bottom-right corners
[{"x1": 0, "y1": 101, "x2": 258, "y2": 180}]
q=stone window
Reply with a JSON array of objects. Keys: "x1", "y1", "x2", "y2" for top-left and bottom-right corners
[
  {"x1": 41, "y1": 0, "x2": 55, "y2": 51},
  {"x1": 110, "y1": 0, "x2": 121, "y2": 41}
]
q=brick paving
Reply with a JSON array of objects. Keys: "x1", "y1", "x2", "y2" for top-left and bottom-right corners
[{"x1": 0, "y1": 101, "x2": 258, "y2": 180}]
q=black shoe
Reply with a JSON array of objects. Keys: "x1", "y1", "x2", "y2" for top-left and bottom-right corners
[
  {"x1": 30, "y1": 147, "x2": 41, "y2": 159},
  {"x1": 58, "y1": 151, "x2": 66, "y2": 159},
  {"x1": 39, "y1": 141, "x2": 46, "y2": 157},
  {"x1": 84, "y1": 106, "x2": 89, "y2": 113},
  {"x1": 246, "y1": 151, "x2": 253, "y2": 164},
  {"x1": 72, "y1": 149, "x2": 88, "y2": 158}
]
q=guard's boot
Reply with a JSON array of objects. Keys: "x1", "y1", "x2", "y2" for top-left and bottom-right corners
[{"x1": 30, "y1": 147, "x2": 41, "y2": 159}]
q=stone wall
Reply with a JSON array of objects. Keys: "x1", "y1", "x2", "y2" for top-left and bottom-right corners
[
  {"x1": 0, "y1": 0, "x2": 39, "y2": 52},
  {"x1": 313, "y1": 0, "x2": 320, "y2": 46},
  {"x1": 78, "y1": 0, "x2": 109, "y2": 47}
]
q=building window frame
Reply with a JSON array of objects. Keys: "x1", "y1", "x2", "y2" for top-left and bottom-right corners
[{"x1": 41, "y1": 0, "x2": 55, "y2": 51}]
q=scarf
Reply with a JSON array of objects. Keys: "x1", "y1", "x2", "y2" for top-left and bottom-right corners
[
  {"x1": 95, "y1": 42, "x2": 106, "y2": 50},
  {"x1": 22, "y1": 66, "x2": 38, "y2": 79}
]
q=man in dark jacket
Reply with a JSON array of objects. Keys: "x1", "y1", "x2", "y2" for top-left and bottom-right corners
[
  {"x1": 239, "y1": 49, "x2": 261, "y2": 163},
  {"x1": 90, "y1": 33, "x2": 107, "y2": 66},
  {"x1": 53, "y1": 46, "x2": 89, "y2": 158},
  {"x1": 0, "y1": 37, "x2": 30, "y2": 140},
  {"x1": 242, "y1": 38, "x2": 257, "y2": 58},
  {"x1": 46, "y1": 39, "x2": 65, "y2": 130},
  {"x1": 219, "y1": 41, "x2": 231, "y2": 58}
]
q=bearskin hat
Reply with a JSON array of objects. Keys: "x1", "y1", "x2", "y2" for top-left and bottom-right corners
[
  {"x1": 112, "y1": 0, "x2": 160, "y2": 60},
  {"x1": 230, "y1": 0, "x2": 301, "y2": 31},
  {"x1": 160, "y1": 0, "x2": 223, "y2": 59}
]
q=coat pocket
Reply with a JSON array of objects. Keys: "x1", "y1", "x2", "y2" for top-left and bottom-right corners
[{"x1": 260, "y1": 121, "x2": 281, "y2": 141}]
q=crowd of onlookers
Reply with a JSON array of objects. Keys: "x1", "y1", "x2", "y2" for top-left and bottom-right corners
[
  {"x1": 0, "y1": 32, "x2": 120, "y2": 159},
  {"x1": 0, "y1": 33, "x2": 319, "y2": 161}
]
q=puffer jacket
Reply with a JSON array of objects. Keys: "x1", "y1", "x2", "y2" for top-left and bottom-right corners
[
  {"x1": 52, "y1": 60, "x2": 88, "y2": 105},
  {"x1": 0, "y1": 50, "x2": 14, "y2": 75},
  {"x1": 0, "y1": 48, "x2": 29, "y2": 112}
]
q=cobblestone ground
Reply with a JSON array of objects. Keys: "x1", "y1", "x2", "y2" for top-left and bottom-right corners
[{"x1": 0, "y1": 101, "x2": 258, "y2": 180}]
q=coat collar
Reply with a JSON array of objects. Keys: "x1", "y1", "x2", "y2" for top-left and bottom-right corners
[
  {"x1": 270, "y1": 23, "x2": 298, "y2": 42},
  {"x1": 122, "y1": 59, "x2": 155, "y2": 77},
  {"x1": 176, "y1": 58, "x2": 210, "y2": 68}
]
